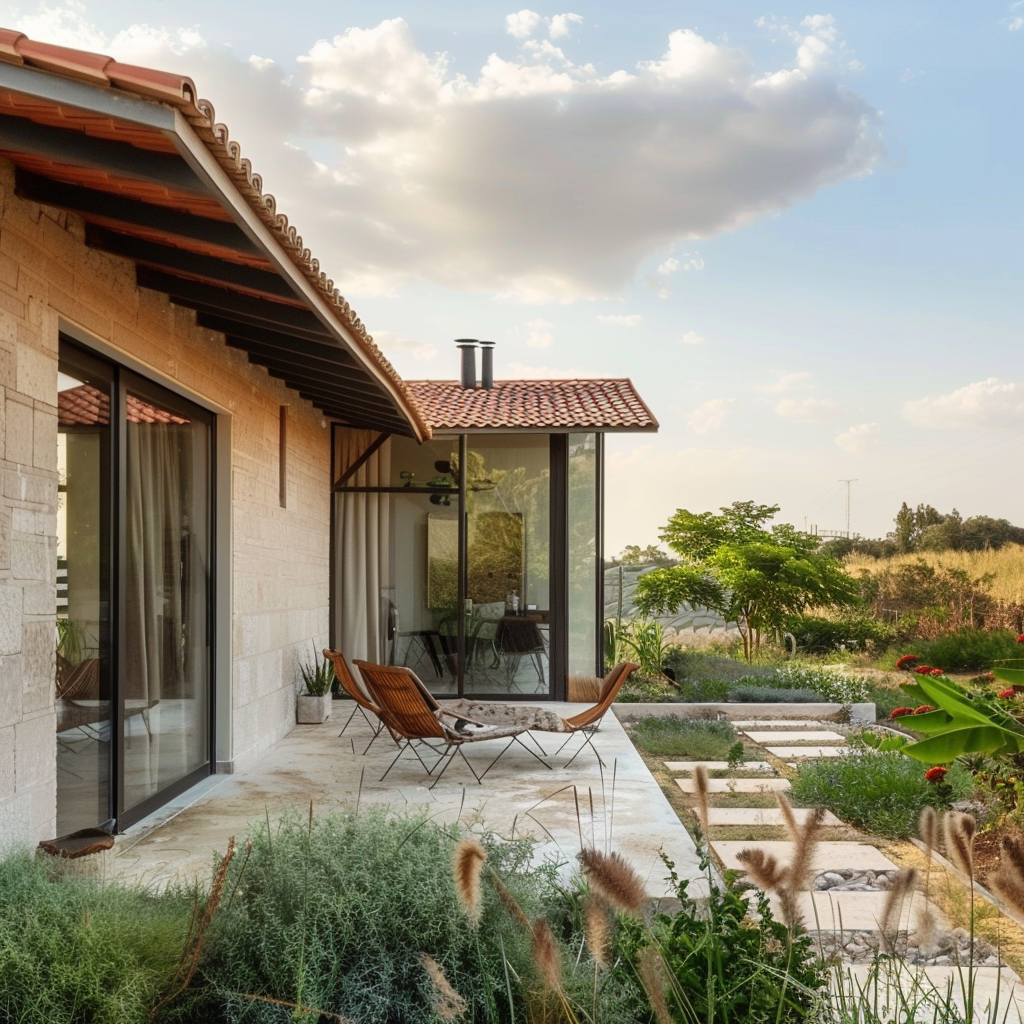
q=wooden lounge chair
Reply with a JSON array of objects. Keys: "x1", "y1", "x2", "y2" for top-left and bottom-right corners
[
  {"x1": 550, "y1": 661, "x2": 639, "y2": 767},
  {"x1": 354, "y1": 661, "x2": 550, "y2": 788},
  {"x1": 322, "y1": 649, "x2": 388, "y2": 753}
]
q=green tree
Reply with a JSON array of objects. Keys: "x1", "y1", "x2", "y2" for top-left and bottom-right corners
[
  {"x1": 609, "y1": 543, "x2": 677, "y2": 567},
  {"x1": 635, "y1": 501, "x2": 859, "y2": 661}
]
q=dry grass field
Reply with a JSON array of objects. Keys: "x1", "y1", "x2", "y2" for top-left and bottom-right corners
[{"x1": 845, "y1": 543, "x2": 1024, "y2": 605}]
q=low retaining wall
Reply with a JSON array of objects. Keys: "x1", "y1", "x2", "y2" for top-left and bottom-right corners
[{"x1": 612, "y1": 702, "x2": 876, "y2": 724}]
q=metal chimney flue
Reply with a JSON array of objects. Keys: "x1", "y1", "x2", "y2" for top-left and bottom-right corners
[
  {"x1": 479, "y1": 341, "x2": 495, "y2": 390},
  {"x1": 455, "y1": 339, "x2": 478, "y2": 389}
]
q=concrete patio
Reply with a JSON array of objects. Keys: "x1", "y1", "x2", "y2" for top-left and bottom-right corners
[{"x1": 112, "y1": 701, "x2": 704, "y2": 900}]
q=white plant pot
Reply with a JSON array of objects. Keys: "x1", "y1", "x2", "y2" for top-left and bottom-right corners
[{"x1": 296, "y1": 693, "x2": 333, "y2": 724}]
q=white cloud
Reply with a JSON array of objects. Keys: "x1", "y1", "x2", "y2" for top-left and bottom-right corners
[
  {"x1": 549, "y1": 13, "x2": 583, "y2": 39},
  {"x1": 1007, "y1": 2, "x2": 1024, "y2": 30},
  {"x1": 596, "y1": 314, "x2": 641, "y2": 326},
  {"x1": 775, "y1": 397, "x2": 837, "y2": 422},
  {"x1": 688, "y1": 398, "x2": 738, "y2": 434},
  {"x1": 755, "y1": 371, "x2": 811, "y2": 393},
  {"x1": 505, "y1": 10, "x2": 543, "y2": 38},
  {"x1": 370, "y1": 329, "x2": 437, "y2": 361},
  {"x1": 757, "y1": 12, "x2": 862, "y2": 74},
  {"x1": 835, "y1": 422, "x2": 880, "y2": 454},
  {"x1": 18, "y1": 9, "x2": 884, "y2": 301},
  {"x1": 524, "y1": 318, "x2": 554, "y2": 347},
  {"x1": 680, "y1": 330, "x2": 705, "y2": 345},
  {"x1": 657, "y1": 252, "x2": 704, "y2": 275},
  {"x1": 903, "y1": 378, "x2": 1024, "y2": 429}
]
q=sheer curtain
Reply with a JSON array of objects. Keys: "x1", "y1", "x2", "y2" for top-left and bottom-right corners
[
  {"x1": 124, "y1": 413, "x2": 209, "y2": 804},
  {"x1": 333, "y1": 430, "x2": 391, "y2": 662}
]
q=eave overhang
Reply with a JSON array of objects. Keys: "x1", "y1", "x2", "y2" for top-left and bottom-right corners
[{"x1": 0, "y1": 37, "x2": 429, "y2": 440}]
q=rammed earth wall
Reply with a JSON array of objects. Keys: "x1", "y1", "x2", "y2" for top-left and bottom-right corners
[{"x1": 0, "y1": 159, "x2": 331, "y2": 853}]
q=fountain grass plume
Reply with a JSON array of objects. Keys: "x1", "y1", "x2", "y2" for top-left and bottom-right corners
[
  {"x1": 453, "y1": 839, "x2": 487, "y2": 924},
  {"x1": 531, "y1": 917, "x2": 563, "y2": 993},
  {"x1": 578, "y1": 847, "x2": 646, "y2": 916},
  {"x1": 879, "y1": 867, "x2": 918, "y2": 952},
  {"x1": 693, "y1": 764, "x2": 710, "y2": 835},
  {"x1": 485, "y1": 869, "x2": 531, "y2": 930},
  {"x1": 943, "y1": 811, "x2": 976, "y2": 877},
  {"x1": 583, "y1": 895, "x2": 611, "y2": 969},
  {"x1": 637, "y1": 947, "x2": 672, "y2": 1024},
  {"x1": 985, "y1": 837, "x2": 1024, "y2": 917},
  {"x1": 421, "y1": 954, "x2": 467, "y2": 1021},
  {"x1": 735, "y1": 848, "x2": 784, "y2": 892}
]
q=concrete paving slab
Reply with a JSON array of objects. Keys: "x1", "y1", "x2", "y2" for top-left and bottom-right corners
[
  {"x1": 767, "y1": 890, "x2": 945, "y2": 932},
  {"x1": 839, "y1": 964, "x2": 1024, "y2": 1022},
  {"x1": 676, "y1": 777, "x2": 791, "y2": 794},
  {"x1": 714, "y1": 840, "x2": 898, "y2": 874},
  {"x1": 707, "y1": 807, "x2": 843, "y2": 827},
  {"x1": 111, "y1": 703, "x2": 704, "y2": 902},
  {"x1": 745, "y1": 730, "x2": 846, "y2": 743},
  {"x1": 664, "y1": 761, "x2": 773, "y2": 773},
  {"x1": 765, "y1": 746, "x2": 848, "y2": 758}
]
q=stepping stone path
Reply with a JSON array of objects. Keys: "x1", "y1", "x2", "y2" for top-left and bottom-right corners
[
  {"x1": 661, "y1": 715, "x2": 1024, "y2": 1017},
  {"x1": 675, "y1": 777, "x2": 791, "y2": 794},
  {"x1": 664, "y1": 760, "x2": 772, "y2": 773},
  {"x1": 744, "y1": 730, "x2": 846, "y2": 744},
  {"x1": 707, "y1": 806, "x2": 843, "y2": 827},
  {"x1": 764, "y1": 745, "x2": 848, "y2": 759}
]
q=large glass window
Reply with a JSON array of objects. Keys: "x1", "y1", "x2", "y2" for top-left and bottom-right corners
[
  {"x1": 465, "y1": 436, "x2": 550, "y2": 695},
  {"x1": 56, "y1": 339, "x2": 214, "y2": 832}
]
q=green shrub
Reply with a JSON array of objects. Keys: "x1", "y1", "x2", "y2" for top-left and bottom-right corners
[
  {"x1": 730, "y1": 685, "x2": 824, "y2": 703},
  {"x1": 663, "y1": 649, "x2": 776, "y2": 684},
  {"x1": 895, "y1": 628, "x2": 1024, "y2": 672},
  {"x1": 784, "y1": 614, "x2": 896, "y2": 654},
  {"x1": 185, "y1": 809, "x2": 548, "y2": 1023},
  {"x1": 610, "y1": 857, "x2": 827, "y2": 1023},
  {"x1": 730, "y1": 665, "x2": 870, "y2": 703},
  {"x1": 0, "y1": 852, "x2": 193, "y2": 1024},
  {"x1": 865, "y1": 682, "x2": 910, "y2": 722},
  {"x1": 628, "y1": 715, "x2": 739, "y2": 759},
  {"x1": 789, "y1": 751, "x2": 973, "y2": 839}
]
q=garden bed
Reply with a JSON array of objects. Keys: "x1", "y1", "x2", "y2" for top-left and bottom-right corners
[{"x1": 613, "y1": 702, "x2": 876, "y2": 723}]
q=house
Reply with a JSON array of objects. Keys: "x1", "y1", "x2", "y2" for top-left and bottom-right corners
[{"x1": 0, "y1": 28, "x2": 656, "y2": 851}]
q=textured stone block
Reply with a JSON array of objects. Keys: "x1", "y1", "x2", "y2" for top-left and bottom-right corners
[
  {"x1": 0, "y1": 585, "x2": 22, "y2": 655},
  {"x1": 0, "y1": 654, "x2": 25, "y2": 727},
  {"x1": 15, "y1": 711, "x2": 56, "y2": 789},
  {"x1": 3, "y1": 395, "x2": 32, "y2": 464}
]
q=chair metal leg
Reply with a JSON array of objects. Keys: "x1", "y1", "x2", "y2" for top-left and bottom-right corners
[
  {"x1": 563, "y1": 729, "x2": 604, "y2": 769},
  {"x1": 513, "y1": 734, "x2": 553, "y2": 769},
  {"x1": 429, "y1": 744, "x2": 480, "y2": 788},
  {"x1": 337, "y1": 703, "x2": 361, "y2": 737}
]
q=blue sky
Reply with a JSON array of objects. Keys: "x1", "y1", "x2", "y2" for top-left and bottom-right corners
[{"x1": 7, "y1": 0, "x2": 1022, "y2": 553}]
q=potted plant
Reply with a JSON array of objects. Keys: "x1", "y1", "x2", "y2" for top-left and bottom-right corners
[{"x1": 296, "y1": 646, "x2": 335, "y2": 724}]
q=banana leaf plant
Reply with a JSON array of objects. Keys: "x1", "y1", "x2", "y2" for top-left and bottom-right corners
[{"x1": 866, "y1": 668, "x2": 1024, "y2": 763}]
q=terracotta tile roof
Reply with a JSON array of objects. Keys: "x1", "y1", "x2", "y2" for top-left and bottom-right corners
[
  {"x1": 58, "y1": 384, "x2": 191, "y2": 426},
  {"x1": 405, "y1": 379, "x2": 658, "y2": 432},
  {"x1": 0, "y1": 27, "x2": 429, "y2": 440}
]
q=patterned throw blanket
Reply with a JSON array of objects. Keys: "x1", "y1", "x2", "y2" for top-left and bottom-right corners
[{"x1": 437, "y1": 699, "x2": 568, "y2": 733}]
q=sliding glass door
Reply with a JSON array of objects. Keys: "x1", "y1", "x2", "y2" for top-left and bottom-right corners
[{"x1": 57, "y1": 339, "x2": 214, "y2": 833}]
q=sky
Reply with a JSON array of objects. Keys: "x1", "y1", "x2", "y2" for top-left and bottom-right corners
[{"x1": 5, "y1": 0, "x2": 1022, "y2": 554}]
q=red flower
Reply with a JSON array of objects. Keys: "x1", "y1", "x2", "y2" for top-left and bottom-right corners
[
  {"x1": 913, "y1": 665, "x2": 935, "y2": 674},
  {"x1": 913, "y1": 705, "x2": 936, "y2": 714},
  {"x1": 896, "y1": 655, "x2": 920, "y2": 671},
  {"x1": 929, "y1": 668, "x2": 945, "y2": 677},
  {"x1": 925, "y1": 766, "x2": 948, "y2": 783},
  {"x1": 890, "y1": 707, "x2": 915, "y2": 719},
  {"x1": 999, "y1": 689, "x2": 1017, "y2": 699},
  {"x1": 1017, "y1": 634, "x2": 1024, "y2": 644}
]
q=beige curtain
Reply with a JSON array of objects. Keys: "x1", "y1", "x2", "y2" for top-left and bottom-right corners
[
  {"x1": 123, "y1": 415, "x2": 209, "y2": 805},
  {"x1": 333, "y1": 430, "x2": 391, "y2": 662}
]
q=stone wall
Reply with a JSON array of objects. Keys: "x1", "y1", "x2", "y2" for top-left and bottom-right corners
[{"x1": 0, "y1": 158, "x2": 332, "y2": 851}]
